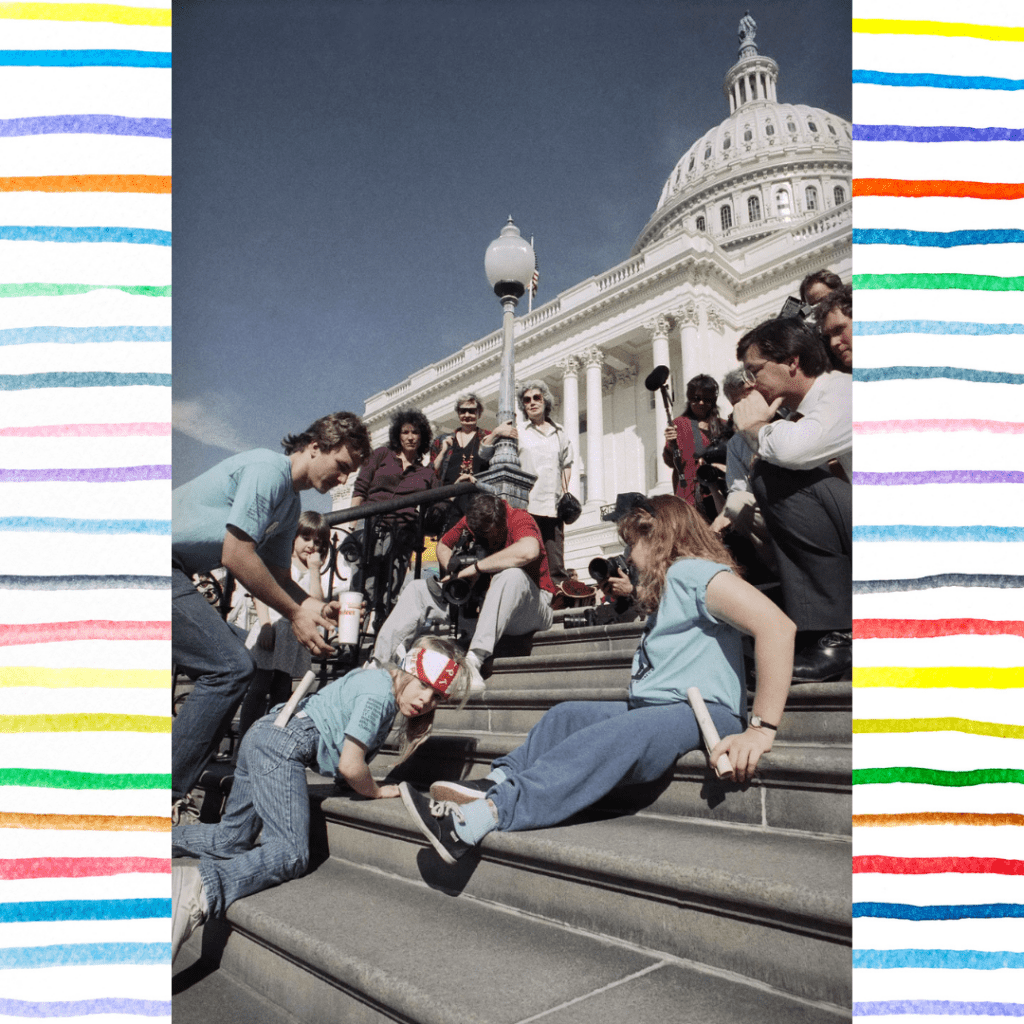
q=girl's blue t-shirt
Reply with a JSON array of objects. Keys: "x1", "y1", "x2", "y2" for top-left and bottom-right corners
[
  {"x1": 300, "y1": 668, "x2": 398, "y2": 776},
  {"x1": 629, "y1": 558, "x2": 746, "y2": 716}
]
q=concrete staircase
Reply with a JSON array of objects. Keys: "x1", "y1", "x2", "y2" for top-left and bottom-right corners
[{"x1": 174, "y1": 619, "x2": 851, "y2": 1023}]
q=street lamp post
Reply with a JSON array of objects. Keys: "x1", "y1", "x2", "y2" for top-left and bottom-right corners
[{"x1": 475, "y1": 217, "x2": 537, "y2": 508}]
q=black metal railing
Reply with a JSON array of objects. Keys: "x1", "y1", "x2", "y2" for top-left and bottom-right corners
[{"x1": 319, "y1": 479, "x2": 479, "y2": 673}]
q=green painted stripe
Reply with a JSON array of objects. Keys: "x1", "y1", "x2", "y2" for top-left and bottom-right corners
[
  {"x1": 0, "y1": 283, "x2": 171, "y2": 298},
  {"x1": 0, "y1": 768, "x2": 170, "y2": 789},
  {"x1": 0, "y1": 714, "x2": 170, "y2": 733},
  {"x1": 853, "y1": 273, "x2": 1024, "y2": 291},
  {"x1": 854, "y1": 717, "x2": 1024, "y2": 739},
  {"x1": 854, "y1": 767, "x2": 1024, "y2": 786}
]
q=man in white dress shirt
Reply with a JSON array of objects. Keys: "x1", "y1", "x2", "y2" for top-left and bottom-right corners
[{"x1": 732, "y1": 316, "x2": 852, "y2": 681}]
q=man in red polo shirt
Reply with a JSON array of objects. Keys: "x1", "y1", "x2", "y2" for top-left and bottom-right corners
[{"x1": 371, "y1": 493, "x2": 555, "y2": 690}]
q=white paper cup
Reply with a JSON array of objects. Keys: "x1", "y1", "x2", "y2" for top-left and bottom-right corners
[{"x1": 338, "y1": 591, "x2": 363, "y2": 645}]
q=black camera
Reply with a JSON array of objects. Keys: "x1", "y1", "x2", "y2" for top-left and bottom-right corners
[
  {"x1": 779, "y1": 296, "x2": 816, "y2": 321},
  {"x1": 426, "y1": 530, "x2": 491, "y2": 617},
  {"x1": 588, "y1": 554, "x2": 631, "y2": 586}
]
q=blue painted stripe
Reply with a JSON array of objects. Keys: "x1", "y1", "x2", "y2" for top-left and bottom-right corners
[
  {"x1": 0, "y1": 517, "x2": 170, "y2": 535},
  {"x1": 856, "y1": 321, "x2": 1024, "y2": 335},
  {"x1": 0, "y1": 943, "x2": 168, "y2": 969},
  {"x1": 854, "y1": 949, "x2": 1024, "y2": 970},
  {"x1": 0, "y1": 51, "x2": 171, "y2": 69},
  {"x1": 0, "y1": 226, "x2": 171, "y2": 246},
  {"x1": 855, "y1": 124, "x2": 1024, "y2": 142},
  {"x1": 854, "y1": 229, "x2": 1024, "y2": 247},
  {"x1": 0, "y1": 372, "x2": 171, "y2": 390},
  {"x1": 0, "y1": 899, "x2": 169, "y2": 923},
  {"x1": 0, "y1": 997, "x2": 171, "y2": 1018},
  {"x1": 853, "y1": 69, "x2": 1024, "y2": 91},
  {"x1": 854, "y1": 525, "x2": 1024, "y2": 543},
  {"x1": 854, "y1": 367, "x2": 1024, "y2": 384},
  {"x1": 0, "y1": 115, "x2": 171, "y2": 138},
  {"x1": 854, "y1": 902, "x2": 1024, "y2": 920},
  {"x1": 0, "y1": 326, "x2": 170, "y2": 345},
  {"x1": 855, "y1": 1001, "x2": 1024, "y2": 1017}
]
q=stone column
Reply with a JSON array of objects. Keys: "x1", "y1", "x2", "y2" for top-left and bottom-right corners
[
  {"x1": 558, "y1": 355, "x2": 581, "y2": 497},
  {"x1": 582, "y1": 347, "x2": 605, "y2": 506},
  {"x1": 676, "y1": 301, "x2": 700, "y2": 390},
  {"x1": 646, "y1": 314, "x2": 674, "y2": 492},
  {"x1": 706, "y1": 305, "x2": 729, "y2": 389}
]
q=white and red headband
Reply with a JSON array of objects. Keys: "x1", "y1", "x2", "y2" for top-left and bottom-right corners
[{"x1": 402, "y1": 647, "x2": 460, "y2": 696}]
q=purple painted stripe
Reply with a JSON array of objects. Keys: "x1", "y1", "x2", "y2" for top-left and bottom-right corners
[
  {"x1": 0, "y1": 466, "x2": 171, "y2": 483},
  {"x1": 0, "y1": 115, "x2": 171, "y2": 138},
  {"x1": 853, "y1": 470, "x2": 1024, "y2": 485},
  {"x1": 0, "y1": 996, "x2": 171, "y2": 1017}
]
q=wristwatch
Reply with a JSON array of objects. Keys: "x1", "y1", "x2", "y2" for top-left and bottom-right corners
[{"x1": 749, "y1": 714, "x2": 777, "y2": 731}]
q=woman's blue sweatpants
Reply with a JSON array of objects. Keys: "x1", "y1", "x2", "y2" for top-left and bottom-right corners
[{"x1": 488, "y1": 699, "x2": 742, "y2": 832}]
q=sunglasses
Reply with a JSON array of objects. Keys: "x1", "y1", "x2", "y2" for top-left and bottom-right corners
[{"x1": 457, "y1": 408, "x2": 478, "y2": 415}]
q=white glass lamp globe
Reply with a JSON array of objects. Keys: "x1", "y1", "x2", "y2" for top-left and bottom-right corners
[{"x1": 484, "y1": 218, "x2": 535, "y2": 299}]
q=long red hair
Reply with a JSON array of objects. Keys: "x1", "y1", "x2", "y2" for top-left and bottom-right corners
[{"x1": 617, "y1": 494, "x2": 738, "y2": 614}]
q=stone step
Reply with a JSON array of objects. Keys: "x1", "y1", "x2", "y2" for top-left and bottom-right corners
[
  {"x1": 372, "y1": 734, "x2": 851, "y2": 837},
  {"x1": 174, "y1": 856, "x2": 848, "y2": 1024},
  {"x1": 312, "y1": 789, "x2": 851, "y2": 1006},
  {"x1": 436, "y1": 681, "x2": 851, "y2": 745}
]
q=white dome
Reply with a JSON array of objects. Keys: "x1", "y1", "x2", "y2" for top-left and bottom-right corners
[{"x1": 632, "y1": 18, "x2": 851, "y2": 255}]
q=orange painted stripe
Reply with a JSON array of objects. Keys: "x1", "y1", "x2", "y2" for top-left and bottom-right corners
[
  {"x1": 0, "y1": 811, "x2": 169, "y2": 832},
  {"x1": 854, "y1": 179, "x2": 1024, "y2": 200},
  {"x1": 0, "y1": 174, "x2": 171, "y2": 194},
  {"x1": 855, "y1": 812, "x2": 1024, "y2": 827}
]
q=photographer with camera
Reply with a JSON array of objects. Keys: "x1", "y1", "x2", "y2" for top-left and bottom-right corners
[
  {"x1": 663, "y1": 374, "x2": 727, "y2": 521},
  {"x1": 370, "y1": 493, "x2": 556, "y2": 692}
]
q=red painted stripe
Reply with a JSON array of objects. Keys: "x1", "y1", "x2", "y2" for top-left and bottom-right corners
[
  {"x1": 0, "y1": 174, "x2": 171, "y2": 193},
  {"x1": 855, "y1": 618, "x2": 1024, "y2": 639},
  {"x1": 0, "y1": 621, "x2": 170, "y2": 646},
  {"x1": 854, "y1": 178, "x2": 1024, "y2": 199},
  {"x1": 0, "y1": 422, "x2": 170, "y2": 437},
  {"x1": 0, "y1": 857, "x2": 169, "y2": 879},
  {"x1": 855, "y1": 855, "x2": 1024, "y2": 875}
]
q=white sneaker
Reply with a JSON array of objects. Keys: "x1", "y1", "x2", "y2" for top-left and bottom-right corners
[
  {"x1": 171, "y1": 865, "x2": 207, "y2": 964},
  {"x1": 171, "y1": 795, "x2": 200, "y2": 827},
  {"x1": 465, "y1": 651, "x2": 487, "y2": 696}
]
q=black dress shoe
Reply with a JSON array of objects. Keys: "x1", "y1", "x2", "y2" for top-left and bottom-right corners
[{"x1": 792, "y1": 630, "x2": 852, "y2": 682}]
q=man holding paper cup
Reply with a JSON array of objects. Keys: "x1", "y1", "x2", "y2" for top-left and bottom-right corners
[{"x1": 171, "y1": 411, "x2": 371, "y2": 817}]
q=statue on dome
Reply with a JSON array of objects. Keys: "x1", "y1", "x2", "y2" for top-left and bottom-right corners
[{"x1": 738, "y1": 12, "x2": 757, "y2": 50}]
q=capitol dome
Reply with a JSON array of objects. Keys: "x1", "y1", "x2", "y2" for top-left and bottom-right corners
[{"x1": 632, "y1": 13, "x2": 852, "y2": 255}]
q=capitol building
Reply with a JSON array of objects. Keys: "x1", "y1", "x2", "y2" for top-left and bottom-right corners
[{"x1": 335, "y1": 13, "x2": 852, "y2": 575}]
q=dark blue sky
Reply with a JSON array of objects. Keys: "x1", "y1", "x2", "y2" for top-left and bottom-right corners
[{"x1": 173, "y1": 0, "x2": 852, "y2": 503}]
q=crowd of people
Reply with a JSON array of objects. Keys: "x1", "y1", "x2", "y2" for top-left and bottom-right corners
[{"x1": 170, "y1": 266, "x2": 852, "y2": 961}]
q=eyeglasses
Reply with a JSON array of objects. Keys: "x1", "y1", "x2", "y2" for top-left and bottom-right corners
[
  {"x1": 523, "y1": 394, "x2": 544, "y2": 404},
  {"x1": 457, "y1": 408, "x2": 478, "y2": 415},
  {"x1": 740, "y1": 362, "x2": 768, "y2": 387}
]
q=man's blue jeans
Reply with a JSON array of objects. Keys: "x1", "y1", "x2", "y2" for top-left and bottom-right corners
[
  {"x1": 172, "y1": 568, "x2": 256, "y2": 801},
  {"x1": 489, "y1": 699, "x2": 743, "y2": 832},
  {"x1": 171, "y1": 713, "x2": 319, "y2": 916}
]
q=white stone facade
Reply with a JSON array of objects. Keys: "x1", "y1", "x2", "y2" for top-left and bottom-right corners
[{"x1": 343, "y1": 16, "x2": 852, "y2": 581}]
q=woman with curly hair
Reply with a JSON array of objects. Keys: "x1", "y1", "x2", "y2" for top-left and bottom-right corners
[
  {"x1": 349, "y1": 408, "x2": 435, "y2": 618},
  {"x1": 400, "y1": 494, "x2": 796, "y2": 865},
  {"x1": 663, "y1": 373, "x2": 727, "y2": 518}
]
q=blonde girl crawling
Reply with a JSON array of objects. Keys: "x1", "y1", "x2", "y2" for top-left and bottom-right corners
[
  {"x1": 171, "y1": 635, "x2": 472, "y2": 960},
  {"x1": 400, "y1": 493, "x2": 796, "y2": 864}
]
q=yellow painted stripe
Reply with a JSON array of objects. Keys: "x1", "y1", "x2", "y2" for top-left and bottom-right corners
[
  {"x1": 0, "y1": 713, "x2": 169, "y2": 733},
  {"x1": 0, "y1": 2, "x2": 170, "y2": 26},
  {"x1": 852, "y1": 18, "x2": 1024, "y2": 42},
  {"x1": 855, "y1": 666, "x2": 1024, "y2": 689},
  {"x1": 854, "y1": 717, "x2": 1024, "y2": 740},
  {"x1": 0, "y1": 667, "x2": 167, "y2": 688}
]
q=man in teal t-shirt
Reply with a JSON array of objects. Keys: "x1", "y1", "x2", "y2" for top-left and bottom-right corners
[{"x1": 171, "y1": 412, "x2": 370, "y2": 810}]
